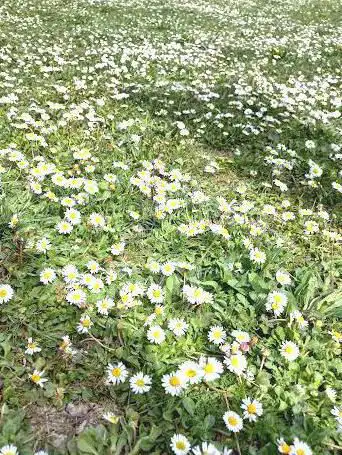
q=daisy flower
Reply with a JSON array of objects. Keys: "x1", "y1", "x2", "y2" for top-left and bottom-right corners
[
  {"x1": 103, "y1": 412, "x2": 119, "y2": 424},
  {"x1": 105, "y1": 269, "x2": 117, "y2": 284},
  {"x1": 304, "y1": 220, "x2": 319, "y2": 235},
  {"x1": 40, "y1": 268, "x2": 56, "y2": 284},
  {"x1": 161, "y1": 262, "x2": 175, "y2": 276},
  {"x1": 290, "y1": 311, "x2": 308, "y2": 330},
  {"x1": 223, "y1": 411, "x2": 243, "y2": 432},
  {"x1": 29, "y1": 369, "x2": 48, "y2": 387},
  {"x1": 107, "y1": 362, "x2": 128, "y2": 385},
  {"x1": 62, "y1": 265, "x2": 79, "y2": 283},
  {"x1": 162, "y1": 372, "x2": 187, "y2": 396},
  {"x1": 276, "y1": 270, "x2": 292, "y2": 286},
  {"x1": 82, "y1": 273, "x2": 96, "y2": 288},
  {"x1": 87, "y1": 260, "x2": 100, "y2": 274},
  {"x1": 89, "y1": 213, "x2": 106, "y2": 228},
  {"x1": 266, "y1": 291, "x2": 287, "y2": 316},
  {"x1": 192, "y1": 442, "x2": 220, "y2": 455},
  {"x1": 0, "y1": 284, "x2": 14, "y2": 304},
  {"x1": 290, "y1": 439, "x2": 312, "y2": 455},
  {"x1": 77, "y1": 315, "x2": 93, "y2": 333},
  {"x1": 208, "y1": 326, "x2": 227, "y2": 345},
  {"x1": 170, "y1": 433, "x2": 191, "y2": 455},
  {"x1": 65, "y1": 208, "x2": 81, "y2": 225},
  {"x1": 25, "y1": 337, "x2": 41, "y2": 355},
  {"x1": 56, "y1": 220, "x2": 73, "y2": 234},
  {"x1": 330, "y1": 330, "x2": 342, "y2": 343},
  {"x1": 178, "y1": 361, "x2": 203, "y2": 384},
  {"x1": 66, "y1": 289, "x2": 86, "y2": 307},
  {"x1": 59, "y1": 336, "x2": 73, "y2": 354},
  {"x1": 96, "y1": 297, "x2": 115, "y2": 315},
  {"x1": 147, "y1": 325, "x2": 166, "y2": 344},
  {"x1": 146, "y1": 260, "x2": 160, "y2": 273},
  {"x1": 36, "y1": 237, "x2": 51, "y2": 253},
  {"x1": 249, "y1": 247, "x2": 266, "y2": 264},
  {"x1": 200, "y1": 357, "x2": 224, "y2": 381},
  {"x1": 277, "y1": 438, "x2": 291, "y2": 454},
  {"x1": 88, "y1": 278, "x2": 104, "y2": 293},
  {"x1": 225, "y1": 353, "x2": 247, "y2": 375},
  {"x1": 241, "y1": 397, "x2": 263, "y2": 421},
  {"x1": 183, "y1": 285, "x2": 213, "y2": 305},
  {"x1": 168, "y1": 318, "x2": 188, "y2": 337},
  {"x1": 129, "y1": 372, "x2": 152, "y2": 394},
  {"x1": 147, "y1": 283, "x2": 165, "y2": 303},
  {"x1": 154, "y1": 304, "x2": 164, "y2": 316},
  {"x1": 0, "y1": 445, "x2": 18, "y2": 455},
  {"x1": 280, "y1": 341, "x2": 299, "y2": 361},
  {"x1": 110, "y1": 242, "x2": 125, "y2": 255},
  {"x1": 231, "y1": 330, "x2": 250, "y2": 344},
  {"x1": 331, "y1": 406, "x2": 342, "y2": 422}
]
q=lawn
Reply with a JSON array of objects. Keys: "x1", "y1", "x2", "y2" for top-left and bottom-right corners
[{"x1": 0, "y1": 0, "x2": 341, "y2": 454}]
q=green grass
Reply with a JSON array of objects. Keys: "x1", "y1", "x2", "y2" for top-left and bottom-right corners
[{"x1": 0, "y1": 0, "x2": 341, "y2": 454}]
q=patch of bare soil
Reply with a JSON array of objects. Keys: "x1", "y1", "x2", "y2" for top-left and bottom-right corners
[{"x1": 28, "y1": 401, "x2": 111, "y2": 451}]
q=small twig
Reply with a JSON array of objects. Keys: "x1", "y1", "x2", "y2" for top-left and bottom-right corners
[
  {"x1": 259, "y1": 355, "x2": 266, "y2": 373},
  {"x1": 117, "y1": 329, "x2": 124, "y2": 346},
  {"x1": 213, "y1": 428, "x2": 231, "y2": 437},
  {"x1": 323, "y1": 442, "x2": 342, "y2": 450},
  {"x1": 80, "y1": 333, "x2": 116, "y2": 352},
  {"x1": 235, "y1": 434, "x2": 242, "y2": 455},
  {"x1": 267, "y1": 318, "x2": 287, "y2": 323}
]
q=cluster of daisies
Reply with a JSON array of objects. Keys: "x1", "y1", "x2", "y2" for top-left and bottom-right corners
[
  {"x1": 106, "y1": 329, "x2": 252, "y2": 397},
  {"x1": 169, "y1": 434, "x2": 313, "y2": 455},
  {"x1": 0, "y1": 0, "x2": 341, "y2": 453}
]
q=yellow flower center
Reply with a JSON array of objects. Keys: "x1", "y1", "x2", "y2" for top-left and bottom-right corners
[
  {"x1": 280, "y1": 443, "x2": 291, "y2": 454},
  {"x1": 176, "y1": 441, "x2": 186, "y2": 449},
  {"x1": 231, "y1": 356, "x2": 239, "y2": 367},
  {"x1": 169, "y1": 376, "x2": 180, "y2": 386},
  {"x1": 82, "y1": 319, "x2": 90, "y2": 327},
  {"x1": 31, "y1": 374, "x2": 40, "y2": 382},
  {"x1": 285, "y1": 346, "x2": 294, "y2": 354},
  {"x1": 204, "y1": 363, "x2": 214, "y2": 373},
  {"x1": 296, "y1": 450, "x2": 305, "y2": 455},
  {"x1": 186, "y1": 369, "x2": 196, "y2": 378},
  {"x1": 228, "y1": 416, "x2": 238, "y2": 426},
  {"x1": 112, "y1": 368, "x2": 121, "y2": 377},
  {"x1": 247, "y1": 403, "x2": 257, "y2": 414},
  {"x1": 0, "y1": 289, "x2": 7, "y2": 298},
  {"x1": 136, "y1": 379, "x2": 145, "y2": 387}
]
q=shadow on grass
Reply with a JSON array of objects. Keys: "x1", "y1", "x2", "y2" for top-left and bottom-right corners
[{"x1": 123, "y1": 80, "x2": 341, "y2": 211}]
